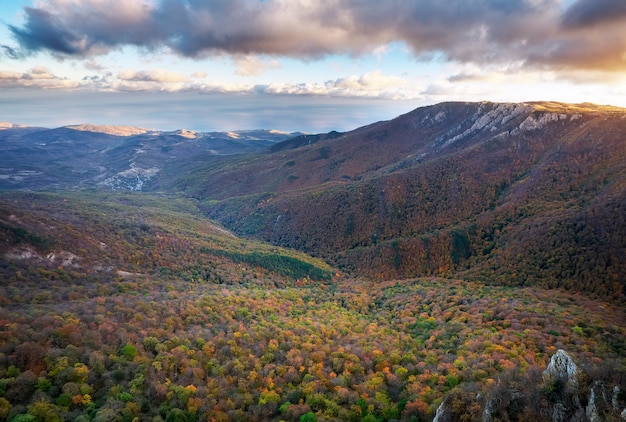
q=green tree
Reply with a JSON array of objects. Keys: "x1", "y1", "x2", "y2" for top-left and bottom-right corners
[
  {"x1": 300, "y1": 412, "x2": 317, "y2": 422},
  {"x1": 120, "y1": 343, "x2": 138, "y2": 361},
  {"x1": 165, "y1": 408, "x2": 189, "y2": 422},
  {"x1": 7, "y1": 415, "x2": 35, "y2": 422}
]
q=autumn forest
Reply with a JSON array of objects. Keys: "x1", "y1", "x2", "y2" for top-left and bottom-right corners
[{"x1": 1, "y1": 101, "x2": 626, "y2": 421}]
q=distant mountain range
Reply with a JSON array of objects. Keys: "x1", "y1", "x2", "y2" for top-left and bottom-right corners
[
  {"x1": 2, "y1": 101, "x2": 625, "y2": 299},
  {"x1": 0, "y1": 123, "x2": 301, "y2": 191}
]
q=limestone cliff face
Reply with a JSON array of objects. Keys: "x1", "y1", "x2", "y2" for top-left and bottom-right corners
[
  {"x1": 431, "y1": 396, "x2": 451, "y2": 422},
  {"x1": 543, "y1": 349, "x2": 580, "y2": 387},
  {"x1": 542, "y1": 349, "x2": 585, "y2": 422}
]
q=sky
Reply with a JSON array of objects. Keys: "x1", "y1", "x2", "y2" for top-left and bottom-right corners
[{"x1": 1, "y1": 0, "x2": 626, "y2": 132}]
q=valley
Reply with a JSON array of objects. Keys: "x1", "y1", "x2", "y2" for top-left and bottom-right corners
[{"x1": 1, "y1": 101, "x2": 625, "y2": 421}]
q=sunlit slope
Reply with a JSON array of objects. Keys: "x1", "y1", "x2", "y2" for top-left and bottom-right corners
[{"x1": 0, "y1": 191, "x2": 333, "y2": 285}]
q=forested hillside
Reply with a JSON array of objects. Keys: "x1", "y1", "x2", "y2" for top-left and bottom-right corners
[
  {"x1": 0, "y1": 192, "x2": 332, "y2": 286},
  {"x1": 184, "y1": 102, "x2": 626, "y2": 301},
  {"x1": 0, "y1": 192, "x2": 624, "y2": 421}
]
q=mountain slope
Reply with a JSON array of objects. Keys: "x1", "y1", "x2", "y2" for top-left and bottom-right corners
[{"x1": 189, "y1": 102, "x2": 626, "y2": 300}]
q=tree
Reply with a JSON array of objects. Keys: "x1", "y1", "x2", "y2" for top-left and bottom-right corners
[
  {"x1": 300, "y1": 411, "x2": 317, "y2": 422},
  {"x1": 120, "y1": 343, "x2": 138, "y2": 361},
  {"x1": 165, "y1": 408, "x2": 190, "y2": 422},
  {"x1": 6, "y1": 370, "x2": 37, "y2": 404},
  {"x1": 0, "y1": 398, "x2": 11, "y2": 421},
  {"x1": 27, "y1": 399, "x2": 64, "y2": 422}
]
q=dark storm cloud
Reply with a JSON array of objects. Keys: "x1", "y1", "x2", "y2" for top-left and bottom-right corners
[
  {"x1": 6, "y1": 0, "x2": 626, "y2": 72},
  {"x1": 562, "y1": 0, "x2": 626, "y2": 28},
  {"x1": 9, "y1": 7, "x2": 84, "y2": 55}
]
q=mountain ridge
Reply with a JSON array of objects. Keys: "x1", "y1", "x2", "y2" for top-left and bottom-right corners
[
  {"x1": 0, "y1": 121, "x2": 304, "y2": 137},
  {"x1": 177, "y1": 101, "x2": 625, "y2": 199}
]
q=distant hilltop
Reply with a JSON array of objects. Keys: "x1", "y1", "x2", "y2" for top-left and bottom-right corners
[
  {"x1": 65, "y1": 124, "x2": 153, "y2": 137},
  {"x1": 0, "y1": 122, "x2": 29, "y2": 130}
]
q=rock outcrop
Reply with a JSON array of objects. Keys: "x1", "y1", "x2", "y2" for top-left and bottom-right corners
[
  {"x1": 431, "y1": 395, "x2": 452, "y2": 422},
  {"x1": 543, "y1": 349, "x2": 580, "y2": 387},
  {"x1": 586, "y1": 382, "x2": 626, "y2": 422},
  {"x1": 541, "y1": 349, "x2": 586, "y2": 422}
]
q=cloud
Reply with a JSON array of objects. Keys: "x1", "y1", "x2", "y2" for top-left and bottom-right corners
[
  {"x1": 191, "y1": 71, "x2": 208, "y2": 79},
  {"x1": 117, "y1": 69, "x2": 187, "y2": 83},
  {"x1": 446, "y1": 63, "x2": 535, "y2": 84},
  {"x1": 8, "y1": 7, "x2": 84, "y2": 55},
  {"x1": 447, "y1": 72, "x2": 486, "y2": 83},
  {"x1": 32, "y1": 67, "x2": 411, "y2": 98},
  {"x1": 0, "y1": 67, "x2": 78, "y2": 89},
  {"x1": 6, "y1": 0, "x2": 626, "y2": 77},
  {"x1": 249, "y1": 70, "x2": 417, "y2": 99},
  {"x1": 233, "y1": 55, "x2": 280, "y2": 76},
  {"x1": 24, "y1": 66, "x2": 57, "y2": 80},
  {"x1": 9, "y1": 1, "x2": 155, "y2": 56},
  {"x1": 108, "y1": 69, "x2": 190, "y2": 92},
  {"x1": 2, "y1": 45, "x2": 23, "y2": 59},
  {"x1": 562, "y1": 0, "x2": 626, "y2": 28},
  {"x1": 334, "y1": 71, "x2": 406, "y2": 89},
  {"x1": 0, "y1": 70, "x2": 21, "y2": 80},
  {"x1": 83, "y1": 59, "x2": 106, "y2": 71}
]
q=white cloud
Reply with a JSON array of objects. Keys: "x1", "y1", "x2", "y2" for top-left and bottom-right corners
[
  {"x1": 373, "y1": 45, "x2": 389, "y2": 61},
  {"x1": 233, "y1": 55, "x2": 281, "y2": 76},
  {"x1": 83, "y1": 58, "x2": 106, "y2": 71},
  {"x1": 334, "y1": 70, "x2": 406, "y2": 90},
  {"x1": 0, "y1": 64, "x2": 419, "y2": 99},
  {"x1": 0, "y1": 71, "x2": 22, "y2": 80},
  {"x1": 25, "y1": 66, "x2": 56, "y2": 79},
  {"x1": 250, "y1": 70, "x2": 419, "y2": 100},
  {"x1": 0, "y1": 67, "x2": 79, "y2": 88}
]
